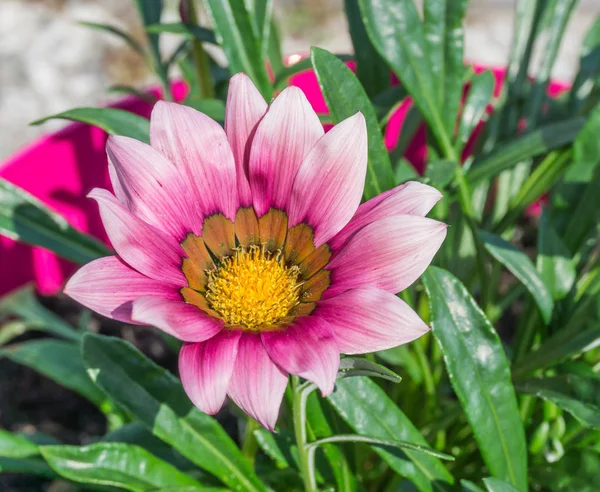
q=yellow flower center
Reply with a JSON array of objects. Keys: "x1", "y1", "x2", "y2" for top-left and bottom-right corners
[{"x1": 205, "y1": 246, "x2": 302, "y2": 331}]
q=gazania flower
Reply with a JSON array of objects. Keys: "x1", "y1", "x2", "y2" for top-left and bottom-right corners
[{"x1": 65, "y1": 74, "x2": 446, "y2": 430}]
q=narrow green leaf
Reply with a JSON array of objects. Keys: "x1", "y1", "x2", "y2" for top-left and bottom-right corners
[
  {"x1": 483, "y1": 477, "x2": 520, "y2": 492},
  {"x1": 0, "y1": 431, "x2": 39, "y2": 459},
  {"x1": 344, "y1": 0, "x2": 389, "y2": 97},
  {"x1": 516, "y1": 374, "x2": 600, "y2": 428},
  {"x1": 423, "y1": 267, "x2": 527, "y2": 491},
  {"x1": 273, "y1": 54, "x2": 353, "y2": 91},
  {"x1": 0, "y1": 457, "x2": 56, "y2": 479},
  {"x1": 311, "y1": 47, "x2": 395, "y2": 199},
  {"x1": 358, "y1": 0, "x2": 452, "y2": 155},
  {"x1": 569, "y1": 16, "x2": 600, "y2": 113},
  {"x1": 254, "y1": 429, "x2": 296, "y2": 470},
  {"x1": 0, "y1": 340, "x2": 105, "y2": 407},
  {"x1": 82, "y1": 334, "x2": 265, "y2": 492},
  {"x1": 0, "y1": 321, "x2": 31, "y2": 347},
  {"x1": 79, "y1": 21, "x2": 146, "y2": 56},
  {"x1": 425, "y1": 160, "x2": 458, "y2": 189},
  {"x1": 517, "y1": 324, "x2": 600, "y2": 378},
  {"x1": 467, "y1": 118, "x2": 585, "y2": 184},
  {"x1": 337, "y1": 356, "x2": 401, "y2": 383},
  {"x1": 31, "y1": 107, "x2": 150, "y2": 144},
  {"x1": 182, "y1": 98, "x2": 226, "y2": 122},
  {"x1": 480, "y1": 231, "x2": 554, "y2": 324},
  {"x1": 0, "y1": 179, "x2": 110, "y2": 264},
  {"x1": 40, "y1": 443, "x2": 202, "y2": 491},
  {"x1": 455, "y1": 71, "x2": 495, "y2": 153},
  {"x1": 204, "y1": 0, "x2": 272, "y2": 98},
  {"x1": 146, "y1": 22, "x2": 217, "y2": 43},
  {"x1": 107, "y1": 85, "x2": 158, "y2": 103},
  {"x1": 307, "y1": 434, "x2": 454, "y2": 461},
  {"x1": 536, "y1": 210, "x2": 576, "y2": 300},
  {"x1": 0, "y1": 285, "x2": 79, "y2": 342},
  {"x1": 462, "y1": 479, "x2": 486, "y2": 492},
  {"x1": 328, "y1": 377, "x2": 454, "y2": 492}
]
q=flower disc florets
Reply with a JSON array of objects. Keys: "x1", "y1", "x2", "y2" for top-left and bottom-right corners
[{"x1": 205, "y1": 246, "x2": 301, "y2": 331}]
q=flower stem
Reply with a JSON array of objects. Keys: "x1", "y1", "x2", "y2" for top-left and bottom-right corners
[
  {"x1": 291, "y1": 376, "x2": 317, "y2": 492},
  {"x1": 241, "y1": 417, "x2": 259, "y2": 466},
  {"x1": 187, "y1": 0, "x2": 215, "y2": 99}
]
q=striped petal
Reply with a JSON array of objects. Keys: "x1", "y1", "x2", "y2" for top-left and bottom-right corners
[
  {"x1": 248, "y1": 86, "x2": 324, "y2": 217},
  {"x1": 287, "y1": 113, "x2": 368, "y2": 247},
  {"x1": 227, "y1": 333, "x2": 288, "y2": 431},
  {"x1": 326, "y1": 215, "x2": 447, "y2": 297},
  {"x1": 316, "y1": 286, "x2": 429, "y2": 354},
  {"x1": 225, "y1": 73, "x2": 268, "y2": 207},
  {"x1": 64, "y1": 256, "x2": 179, "y2": 324},
  {"x1": 179, "y1": 331, "x2": 241, "y2": 415},
  {"x1": 150, "y1": 101, "x2": 239, "y2": 221}
]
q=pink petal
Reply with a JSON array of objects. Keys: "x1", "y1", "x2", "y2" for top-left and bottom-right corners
[
  {"x1": 179, "y1": 331, "x2": 241, "y2": 415},
  {"x1": 89, "y1": 188, "x2": 185, "y2": 286},
  {"x1": 248, "y1": 86, "x2": 324, "y2": 217},
  {"x1": 107, "y1": 135, "x2": 203, "y2": 239},
  {"x1": 227, "y1": 333, "x2": 288, "y2": 431},
  {"x1": 329, "y1": 181, "x2": 443, "y2": 251},
  {"x1": 64, "y1": 256, "x2": 179, "y2": 323},
  {"x1": 262, "y1": 317, "x2": 339, "y2": 396},
  {"x1": 287, "y1": 113, "x2": 368, "y2": 247},
  {"x1": 316, "y1": 286, "x2": 429, "y2": 354},
  {"x1": 150, "y1": 101, "x2": 239, "y2": 221},
  {"x1": 131, "y1": 296, "x2": 223, "y2": 342},
  {"x1": 225, "y1": 73, "x2": 268, "y2": 207},
  {"x1": 326, "y1": 215, "x2": 447, "y2": 297}
]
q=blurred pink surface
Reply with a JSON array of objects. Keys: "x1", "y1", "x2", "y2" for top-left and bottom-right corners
[{"x1": 0, "y1": 66, "x2": 569, "y2": 296}]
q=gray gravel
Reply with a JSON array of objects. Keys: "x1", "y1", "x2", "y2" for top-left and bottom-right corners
[{"x1": 1, "y1": 0, "x2": 598, "y2": 160}]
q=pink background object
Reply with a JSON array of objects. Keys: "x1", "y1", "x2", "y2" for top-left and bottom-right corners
[{"x1": 0, "y1": 66, "x2": 569, "y2": 296}]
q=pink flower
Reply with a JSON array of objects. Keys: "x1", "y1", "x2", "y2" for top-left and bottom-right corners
[{"x1": 65, "y1": 74, "x2": 446, "y2": 430}]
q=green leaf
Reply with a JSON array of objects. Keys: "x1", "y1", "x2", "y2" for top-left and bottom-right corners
[
  {"x1": 328, "y1": 377, "x2": 454, "y2": 492},
  {"x1": 0, "y1": 430, "x2": 39, "y2": 459},
  {"x1": 307, "y1": 434, "x2": 454, "y2": 461},
  {"x1": 338, "y1": 356, "x2": 401, "y2": 383},
  {"x1": 570, "y1": 16, "x2": 600, "y2": 113},
  {"x1": 513, "y1": 323, "x2": 600, "y2": 378},
  {"x1": 0, "y1": 457, "x2": 56, "y2": 479},
  {"x1": 480, "y1": 231, "x2": 554, "y2": 324},
  {"x1": 31, "y1": 107, "x2": 151, "y2": 144},
  {"x1": 146, "y1": 22, "x2": 217, "y2": 43},
  {"x1": 40, "y1": 443, "x2": 202, "y2": 491},
  {"x1": 467, "y1": 118, "x2": 585, "y2": 185},
  {"x1": 0, "y1": 285, "x2": 79, "y2": 342},
  {"x1": 423, "y1": 267, "x2": 527, "y2": 491},
  {"x1": 182, "y1": 98, "x2": 226, "y2": 122},
  {"x1": 536, "y1": 210, "x2": 576, "y2": 300},
  {"x1": 254, "y1": 429, "x2": 295, "y2": 470},
  {"x1": 0, "y1": 179, "x2": 110, "y2": 264},
  {"x1": 0, "y1": 340, "x2": 105, "y2": 407},
  {"x1": 344, "y1": 0, "x2": 389, "y2": 98},
  {"x1": 273, "y1": 54, "x2": 354, "y2": 91},
  {"x1": 311, "y1": 47, "x2": 395, "y2": 200},
  {"x1": 358, "y1": 0, "x2": 453, "y2": 156},
  {"x1": 455, "y1": 70, "x2": 495, "y2": 153},
  {"x1": 79, "y1": 21, "x2": 146, "y2": 56},
  {"x1": 516, "y1": 374, "x2": 600, "y2": 429},
  {"x1": 483, "y1": 477, "x2": 520, "y2": 492},
  {"x1": 425, "y1": 160, "x2": 458, "y2": 189},
  {"x1": 461, "y1": 480, "x2": 485, "y2": 492},
  {"x1": 82, "y1": 333, "x2": 265, "y2": 492},
  {"x1": 204, "y1": 0, "x2": 272, "y2": 99}
]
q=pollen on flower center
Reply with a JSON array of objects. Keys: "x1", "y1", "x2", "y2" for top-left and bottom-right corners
[{"x1": 205, "y1": 246, "x2": 302, "y2": 331}]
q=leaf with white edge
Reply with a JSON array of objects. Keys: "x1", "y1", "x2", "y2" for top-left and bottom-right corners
[
  {"x1": 480, "y1": 231, "x2": 554, "y2": 324},
  {"x1": 40, "y1": 443, "x2": 203, "y2": 491},
  {"x1": 337, "y1": 356, "x2": 401, "y2": 383},
  {"x1": 0, "y1": 179, "x2": 110, "y2": 264},
  {"x1": 328, "y1": 377, "x2": 454, "y2": 491},
  {"x1": 516, "y1": 374, "x2": 600, "y2": 429},
  {"x1": 423, "y1": 267, "x2": 527, "y2": 491},
  {"x1": 31, "y1": 108, "x2": 150, "y2": 144},
  {"x1": 0, "y1": 431, "x2": 39, "y2": 459},
  {"x1": 483, "y1": 477, "x2": 520, "y2": 492},
  {"x1": 82, "y1": 333, "x2": 265, "y2": 492}
]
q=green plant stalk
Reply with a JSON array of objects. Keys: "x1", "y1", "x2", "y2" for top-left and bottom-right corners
[
  {"x1": 513, "y1": 302, "x2": 541, "y2": 364},
  {"x1": 241, "y1": 418, "x2": 260, "y2": 466},
  {"x1": 292, "y1": 376, "x2": 317, "y2": 492},
  {"x1": 187, "y1": 0, "x2": 215, "y2": 98}
]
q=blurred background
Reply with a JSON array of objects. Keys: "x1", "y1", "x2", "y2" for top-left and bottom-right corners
[{"x1": 0, "y1": 0, "x2": 598, "y2": 161}]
